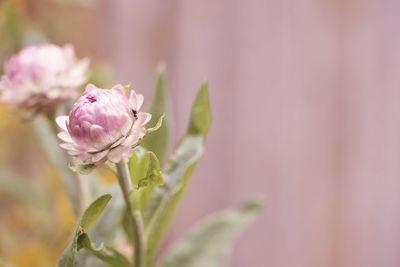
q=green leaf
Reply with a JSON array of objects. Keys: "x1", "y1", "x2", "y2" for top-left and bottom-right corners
[
  {"x1": 159, "y1": 201, "x2": 262, "y2": 267},
  {"x1": 58, "y1": 229, "x2": 81, "y2": 267},
  {"x1": 160, "y1": 202, "x2": 261, "y2": 267},
  {"x1": 129, "y1": 148, "x2": 145, "y2": 185},
  {"x1": 143, "y1": 83, "x2": 211, "y2": 267},
  {"x1": 146, "y1": 113, "x2": 165, "y2": 134},
  {"x1": 76, "y1": 186, "x2": 126, "y2": 267},
  {"x1": 69, "y1": 163, "x2": 97, "y2": 175},
  {"x1": 58, "y1": 194, "x2": 113, "y2": 267},
  {"x1": 80, "y1": 194, "x2": 112, "y2": 232},
  {"x1": 141, "y1": 66, "x2": 171, "y2": 166},
  {"x1": 137, "y1": 152, "x2": 163, "y2": 189},
  {"x1": 77, "y1": 233, "x2": 132, "y2": 267},
  {"x1": 121, "y1": 207, "x2": 134, "y2": 243},
  {"x1": 87, "y1": 186, "x2": 125, "y2": 242},
  {"x1": 188, "y1": 82, "x2": 211, "y2": 137},
  {"x1": 128, "y1": 148, "x2": 164, "y2": 211},
  {"x1": 122, "y1": 148, "x2": 164, "y2": 242}
]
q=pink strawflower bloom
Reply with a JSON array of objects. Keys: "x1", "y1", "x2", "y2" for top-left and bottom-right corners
[
  {"x1": 56, "y1": 84, "x2": 152, "y2": 164},
  {"x1": 0, "y1": 44, "x2": 88, "y2": 112}
]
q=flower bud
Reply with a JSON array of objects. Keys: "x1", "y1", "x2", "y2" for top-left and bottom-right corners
[
  {"x1": 0, "y1": 44, "x2": 88, "y2": 112},
  {"x1": 57, "y1": 84, "x2": 151, "y2": 164}
]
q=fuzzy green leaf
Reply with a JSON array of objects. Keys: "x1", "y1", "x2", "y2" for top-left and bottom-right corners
[
  {"x1": 146, "y1": 113, "x2": 165, "y2": 134},
  {"x1": 137, "y1": 151, "x2": 163, "y2": 189},
  {"x1": 77, "y1": 233, "x2": 131, "y2": 267},
  {"x1": 69, "y1": 163, "x2": 96, "y2": 175},
  {"x1": 129, "y1": 148, "x2": 145, "y2": 185},
  {"x1": 129, "y1": 148, "x2": 164, "y2": 212},
  {"x1": 76, "y1": 186, "x2": 125, "y2": 267},
  {"x1": 123, "y1": 148, "x2": 164, "y2": 242},
  {"x1": 159, "y1": 201, "x2": 262, "y2": 267},
  {"x1": 141, "y1": 66, "x2": 171, "y2": 166},
  {"x1": 58, "y1": 194, "x2": 113, "y2": 267},
  {"x1": 58, "y1": 230, "x2": 80, "y2": 267},
  {"x1": 188, "y1": 82, "x2": 211, "y2": 137},
  {"x1": 80, "y1": 194, "x2": 112, "y2": 232},
  {"x1": 143, "y1": 83, "x2": 211, "y2": 267}
]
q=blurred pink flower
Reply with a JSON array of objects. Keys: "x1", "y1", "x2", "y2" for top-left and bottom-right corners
[
  {"x1": 56, "y1": 84, "x2": 152, "y2": 164},
  {"x1": 0, "y1": 44, "x2": 88, "y2": 112}
]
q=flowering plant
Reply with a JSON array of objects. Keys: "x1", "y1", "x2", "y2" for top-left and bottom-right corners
[
  {"x1": 57, "y1": 84, "x2": 151, "y2": 165},
  {"x1": 0, "y1": 44, "x2": 88, "y2": 113},
  {"x1": 0, "y1": 43, "x2": 261, "y2": 267}
]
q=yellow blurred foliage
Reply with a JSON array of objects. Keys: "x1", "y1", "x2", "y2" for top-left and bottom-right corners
[
  {"x1": 0, "y1": 106, "x2": 76, "y2": 266},
  {"x1": 0, "y1": 1, "x2": 115, "y2": 265},
  {"x1": 9, "y1": 241, "x2": 54, "y2": 267}
]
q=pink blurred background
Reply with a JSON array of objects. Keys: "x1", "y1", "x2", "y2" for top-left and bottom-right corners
[
  {"x1": 3, "y1": 0, "x2": 400, "y2": 266},
  {"x1": 92, "y1": 1, "x2": 400, "y2": 266}
]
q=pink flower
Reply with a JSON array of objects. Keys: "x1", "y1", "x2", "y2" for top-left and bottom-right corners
[
  {"x1": 56, "y1": 84, "x2": 152, "y2": 164},
  {"x1": 0, "y1": 44, "x2": 88, "y2": 111}
]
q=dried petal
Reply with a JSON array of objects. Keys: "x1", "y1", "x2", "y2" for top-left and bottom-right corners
[
  {"x1": 0, "y1": 44, "x2": 88, "y2": 112},
  {"x1": 57, "y1": 84, "x2": 151, "y2": 164}
]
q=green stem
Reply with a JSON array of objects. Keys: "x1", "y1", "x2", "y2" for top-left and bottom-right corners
[
  {"x1": 116, "y1": 160, "x2": 145, "y2": 267},
  {"x1": 32, "y1": 115, "x2": 85, "y2": 217}
]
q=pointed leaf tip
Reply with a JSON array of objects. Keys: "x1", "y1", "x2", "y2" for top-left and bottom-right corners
[
  {"x1": 143, "y1": 81, "x2": 211, "y2": 267},
  {"x1": 141, "y1": 68, "x2": 170, "y2": 166},
  {"x1": 157, "y1": 62, "x2": 166, "y2": 75},
  {"x1": 80, "y1": 194, "x2": 112, "y2": 232},
  {"x1": 188, "y1": 82, "x2": 211, "y2": 137},
  {"x1": 240, "y1": 200, "x2": 263, "y2": 213},
  {"x1": 147, "y1": 113, "x2": 165, "y2": 133},
  {"x1": 58, "y1": 194, "x2": 113, "y2": 267}
]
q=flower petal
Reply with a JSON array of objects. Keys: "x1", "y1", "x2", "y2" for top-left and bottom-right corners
[
  {"x1": 136, "y1": 94, "x2": 144, "y2": 110},
  {"x1": 74, "y1": 153, "x2": 91, "y2": 164},
  {"x1": 84, "y1": 83, "x2": 97, "y2": 93},
  {"x1": 122, "y1": 146, "x2": 133, "y2": 158},
  {"x1": 110, "y1": 135, "x2": 126, "y2": 148},
  {"x1": 107, "y1": 146, "x2": 123, "y2": 163},
  {"x1": 59, "y1": 143, "x2": 80, "y2": 156},
  {"x1": 89, "y1": 124, "x2": 105, "y2": 142},
  {"x1": 122, "y1": 132, "x2": 141, "y2": 147},
  {"x1": 135, "y1": 112, "x2": 152, "y2": 126},
  {"x1": 56, "y1": 116, "x2": 69, "y2": 131},
  {"x1": 91, "y1": 149, "x2": 109, "y2": 163},
  {"x1": 129, "y1": 90, "x2": 138, "y2": 110},
  {"x1": 67, "y1": 150, "x2": 80, "y2": 156},
  {"x1": 57, "y1": 131, "x2": 73, "y2": 142},
  {"x1": 111, "y1": 84, "x2": 125, "y2": 94},
  {"x1": 129, "y1": 90, "x2": 144, "y2": 110}
]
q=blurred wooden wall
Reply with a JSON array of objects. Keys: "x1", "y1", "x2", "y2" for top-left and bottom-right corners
[{"x1": 96, "y1": 1, "x2": 400, "y2": 266}]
